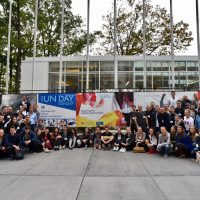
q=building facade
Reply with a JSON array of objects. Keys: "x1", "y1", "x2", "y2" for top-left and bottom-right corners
[{"x1": 20, "y1": 56, "x2": 199, "y2": 93}]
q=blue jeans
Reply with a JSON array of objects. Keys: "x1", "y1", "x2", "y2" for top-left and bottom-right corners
[
  {"x1": 191, "y1": 147, "x2": 200, "y2": 158},
  {"x1": 157, "y1": 144, "x2": 171, "y2": 156}
]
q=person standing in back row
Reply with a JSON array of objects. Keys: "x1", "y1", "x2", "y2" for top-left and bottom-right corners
[{"x1": 134, "y1": 105, "x2": 149, "y2": 133}]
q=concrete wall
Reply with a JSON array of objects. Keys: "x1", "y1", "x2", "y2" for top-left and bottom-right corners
[{"x1": 21, "y1": 60, "x2": 49, "y2": 93}]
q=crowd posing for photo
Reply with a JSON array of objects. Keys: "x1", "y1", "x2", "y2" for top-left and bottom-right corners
[{"x1": 0, "y1": 92, "x2": 200, "y2": 163}]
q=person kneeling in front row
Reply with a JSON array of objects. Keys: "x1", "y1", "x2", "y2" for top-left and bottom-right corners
[
  {"x1": 0, "y1": 129, "x2": 7, "y2": 158},
  {"x1": 113, "y1": 128, "x2": 126, "y2": 152},
  {"x1": 157, "y1": 126, "x2": 172, "y2": 158},
  {"x1": 6, "y1": 126, "x2": 24, "y2": 160},
  {"x1": 145, "y1": 128, "x2": 158, "y2": 154},
  {"x1": 123, "y1": 127, "x2": 134, "y2": 151},
  {"x1": 101, "y1": 127, "x2": 114, "y2": 150},
  {"x1": 21, "y1": 126, "x2": 42, "y2": 153}
]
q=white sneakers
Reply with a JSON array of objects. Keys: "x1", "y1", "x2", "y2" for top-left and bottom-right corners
[
  {"x1": 43, "y1": 148, "x2": 51, "y2": 153},
  {"x1": 119, "y1": 148, "x2": 126, "y2": 153},
  {"x1": 113, "y1": 146, "x2": 119, "y2": 151},
  {"x1": 113, "y1": 146, "x2": 126, "y2": 153}
]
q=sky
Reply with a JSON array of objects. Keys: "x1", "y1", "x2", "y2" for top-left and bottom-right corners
[{"x1": 71, "y1": 0, "x2": 199, "y2": 56}]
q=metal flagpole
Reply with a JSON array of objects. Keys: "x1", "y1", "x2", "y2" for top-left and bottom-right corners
[
  {"x1": 32, "y1": 0, "x2": 39, "y2": 92},
  {"x1": 196, "y1": 0, "x2": 200, "y2": 89},
  {"x1": 114, "y1": 0, "x2": 118, "y2": 89},
  {"x1": 59, "y1": 0, "x2": 65, "y2": 92},
  {"x1": 143, "y1": 0, "x2": 147, "y2": 90},
  {"x1": 6, "y1": 0, "x2": 13, "y2": 94},
  {"x1": 170, "y1": 0, "x2": 175, "y2": 89},
  {"x1": 86, "y1": 0, "x2": 90, "y2": 90}
]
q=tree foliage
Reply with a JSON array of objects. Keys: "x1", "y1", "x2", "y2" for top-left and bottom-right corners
[
  {"x1": 100, "y1": 0, "x2": 193, "y2": 55},
  {"x1": 0, "y1": 0, "x2": 97, "y2": 93}
]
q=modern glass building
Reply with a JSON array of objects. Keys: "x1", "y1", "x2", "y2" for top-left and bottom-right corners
[{"x1": 20, "y1": 55, "x2": 199, "y2": 93}]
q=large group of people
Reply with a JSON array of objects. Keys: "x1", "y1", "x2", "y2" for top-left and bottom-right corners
[{"x1": 0, "y1": 92, "x2": 200, "y2": 162}]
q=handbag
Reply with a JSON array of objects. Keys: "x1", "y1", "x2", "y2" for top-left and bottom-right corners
[{"x1": 133, "y1": 146, "x2": 145, "y2": 153}]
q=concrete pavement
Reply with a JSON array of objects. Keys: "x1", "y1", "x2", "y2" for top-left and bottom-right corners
[{"x1": 0, "y1": 149, "x2": 200, "y2": 200}]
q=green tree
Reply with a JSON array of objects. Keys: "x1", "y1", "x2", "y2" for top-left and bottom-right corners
[
  {"x1": 100, "y1": 0, "x2": 193, "y2": 55},
  {"x1": 0, "y1": 0, "x2": 98, "y2": 93}
]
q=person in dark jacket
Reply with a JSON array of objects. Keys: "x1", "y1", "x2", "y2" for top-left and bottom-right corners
[
  {"x1": 175, "y1": 100, "x2": 185, "y2": 118},
  {"x1": 81, "y1": 127, "x2": 93, "y2": 149},
  {"x1": 0, "y1": 114, "x2": 5, "y2": 130},
  {"x1": 123, "y1": 127, "x2": 134, "y2": 151},
  {"x1": 61, "y1": 125, "x2": 70, "y2": 149},
  {"x1": 174, "y1": 126, "x2": 193, "y2": 158},
  {"x1": 113, "y1": 127, "x2": 126, "y2": 152},
  {"x1": 5, "y1": 126, "x2": 22, "y2": 159},
  {"x1": 52, "y1": 127, "x2": 62, "y2": 150},
  {"x1": 4, "y1": 106, "x2": 14, "y2": 124},
  {"x1": 146, "y1": 105, "x2": 156, "y2": 130},
  {"x1": 101, "y1": 127, "x2": 114, "y2": 150},
  {"x1": 0, "y1": 129, "x2": 7, "y2": 158},
  {"x1": 20, "y1": 126, "x2": 41, "y2": 153},
  {"x1": 18, "y1": 95, "x2": 31, "y2": 112},
  {"x1": 93, "y1": 126, "x2": 102, "y2": 150},
  {"x1": 157, "y1": 107, "x2": 170, "y2": 132}
]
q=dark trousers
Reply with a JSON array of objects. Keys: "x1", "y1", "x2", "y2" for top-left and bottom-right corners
[
  {"x1": 7, "y1": 146, "x2": 17, "y2": 158},
  {"x1": 53, "y1": 139, "x2": 62, "y2": 147},
  {"x1": 61, "y1": 138, "x2": 69, "y2": 147},
  {"x1": 0, "y1": 148, "x2": 7, "y2": 158},
  {"x1": 175, "y1": 143, "x2": 190, "y2": 157}
]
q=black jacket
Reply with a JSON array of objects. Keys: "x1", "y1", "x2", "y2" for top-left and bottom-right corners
[{"x1": 157, "y1": 112, "x2": 170, "y2": 131}]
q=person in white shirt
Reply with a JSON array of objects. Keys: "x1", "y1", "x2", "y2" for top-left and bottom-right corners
[
  {"x1": 167, "y1": 91, "x2": 179, "y2": 107},
  {"x1": 183, "y1": 109, "x2": 194, "y2": 133}
]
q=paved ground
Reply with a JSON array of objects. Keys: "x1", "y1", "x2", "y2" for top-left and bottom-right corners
[{"x1": 0, "y1": 149, "x2": 200, "y2": 200}]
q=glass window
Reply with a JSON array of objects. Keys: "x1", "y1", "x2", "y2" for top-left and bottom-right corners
[
  {"x1": 64, "y1": 61, "x2": 82, "y2": 73},
  {"x1": 100, "y1": 73, "x2": 114, "y2": 89},
  {"x1": 61, "y1": 73, "x2": 81, "y2": 92},
  {"x1": 118, "y1": 73, "x2": 133, "y2": 89},
  {"x1": 187, "y1": 72, "x2": 199, "y2": 90},
  {"x1": 89, "y1": 73, "x2": 100, "y2": 90},
  {"x1": 134, "y1": 72, "x2": 144, "y2": 89},
  {"x1": 49, "y1": 62, "x2": 59, "y2": 72},
  {"x1": 118, "y1": 61, "x2": 133, "y2": 71},
  {"x1": 100, "y1": 61, "x2": 114, "y2": 71},
  {"x1": 83, "y1": 61, "x2": 99, "y2": 72},
  {"x1": 49, "y1": 73, "x2": 59, "y2": 92},
  {"x1": 134, "y1": 61, "x2": 143, "y2": 71},
  {"x1": 174, "y1": 61, "x2": 186, "y2": 71},
  {"x1": 147, "y1": 73, "x2": 153, "y2": 89},
  {"x1": 152, "y1": 72, "x2": 170, "y2": 89},
  {"x1": 174, "y1": 72, "x2": 187, "y2": 89},
  {"x1": 152, "y1": 61, "x2": 169, "y2": 71},
  {"x1": 187, "y1": 61, "x2": 198, "y2": 71}
]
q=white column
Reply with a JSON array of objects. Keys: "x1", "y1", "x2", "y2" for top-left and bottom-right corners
[
  {"x1": 6, "y1": 0, "x2": 13, "y2": 94},
  {"x1": 32, "y1": 0, "x2": 39, "y2": 92},
  {"x1": 170, "y1": 0, "x2": 175, "y2": 89},
  {"x1": 86, "y1": 0, "x2": 90, "y2": 90},
  {"x1": 114, "y1": 0, "x2": 118, "y2": 89},
  {"x1": 59, "y1": 0, "x2": 65, "y2": 92},
  {"x1": 196, "y1": 0, "x2": 200, "y2": 89},
  {"x1": 143, "y1": 0, "x2": 147, "y2": 90}
]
